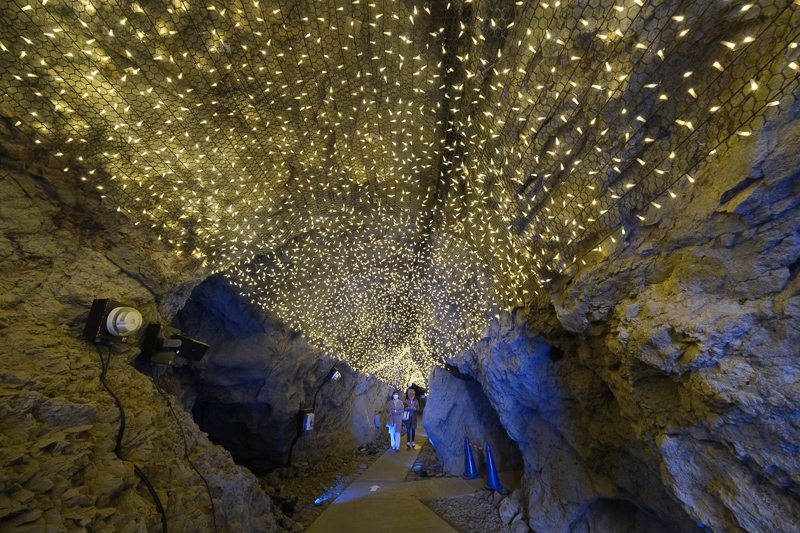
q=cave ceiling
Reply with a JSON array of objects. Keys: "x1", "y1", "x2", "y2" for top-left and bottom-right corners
[{"x1": 1, "y1": 0, "x2": 798, "y2": 383}]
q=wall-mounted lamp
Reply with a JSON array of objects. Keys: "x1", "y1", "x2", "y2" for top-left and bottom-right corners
[
  {"x1": 82, "y1": 299, "x2": 143, "y2": 343},
  {"x1": 301, "y1": 408, "x2": 315, "y2": 436},
  {"x1": 288, "y1": 363, "x2": 343, "y2": 463},
  {"x1": 138, "y1": 324, "x2": 209, "y2": 365},
  {"x1": 300, "y1": 366, "x2": 343, "y2": 437}
]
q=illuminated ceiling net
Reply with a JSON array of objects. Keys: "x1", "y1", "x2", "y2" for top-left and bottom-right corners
[{"x1": 1, "y1": 0, "x2": 798, "y2": 383}]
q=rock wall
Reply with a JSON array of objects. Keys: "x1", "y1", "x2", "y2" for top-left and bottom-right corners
[
  {"x1": 0, "y1": 129, "x2": 276, "y2": 532},
  {"x1": 426, "y1": 98, "x2": 800, "y2": 531},
  {"x1": 425, "y1": 365, "x2": 523, "y2": 475},
  {"x1": 172, "y1": 276, "x2": 391, "y2": 474},
  {"x1": 544, "y1": 91, "x2": 800, "y2": 533},
  {"x1": 433, "y1": 311, "x2": 699, "y2": 533}
]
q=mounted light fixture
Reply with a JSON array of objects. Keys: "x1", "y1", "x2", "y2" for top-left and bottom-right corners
[
  {"x1": 296, "y1": 365, "x2": 343, "y2": 438},
  {"x1": 82, "y1": 299, "x2": 143, "y2": 343},
  {"x1": 138, "y1": 324, "x2": 210, "y2": 365}
]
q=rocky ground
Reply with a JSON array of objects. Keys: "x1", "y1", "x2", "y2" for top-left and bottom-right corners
[
  {"x1": 405, "y1": 440, "x2": 447, "y2": 482},
  {"x1": 259, "y1": 433, "x2": 389, "y2": 532},
  {"x1": 423, "y1": 490, "x2": 530, "y2": 533}
]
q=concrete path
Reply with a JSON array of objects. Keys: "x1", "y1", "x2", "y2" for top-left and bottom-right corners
[{"x1": 307, "y1": 426, "x2": 476, "y2": 533}]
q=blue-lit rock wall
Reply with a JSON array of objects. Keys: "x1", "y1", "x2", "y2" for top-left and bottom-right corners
[
  {"x1": 430, "y1": 310, "x2": 699, "y2": 533},
  {"x1": 425, "y1": 364, "x2": 524, "y2": 475}
]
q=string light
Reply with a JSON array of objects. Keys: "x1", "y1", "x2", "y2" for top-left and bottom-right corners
[{"x1": 0, "y1": 0, "x2": 797, "y2": 385}]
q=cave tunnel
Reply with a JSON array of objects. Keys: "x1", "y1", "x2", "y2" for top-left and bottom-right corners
[{"x1": 1, "y1": 0, "x2": 800, "y2": 531}]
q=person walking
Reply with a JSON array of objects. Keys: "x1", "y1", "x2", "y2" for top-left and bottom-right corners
[
  {"x1": 404, "y1": 388, "x2": 419, "y2": 448},
  {"x1": 386, "y1": 390, "x2": 404, "y2": 451}
]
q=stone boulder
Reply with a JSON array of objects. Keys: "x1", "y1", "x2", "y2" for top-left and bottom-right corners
[{"x1": 498, "y1": 495, "x2": 520, "y2": 523}]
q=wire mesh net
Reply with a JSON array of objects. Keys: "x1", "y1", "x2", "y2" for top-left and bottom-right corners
[{"x1": 1, "y1": 0, "x2": 798, "y2": 383}]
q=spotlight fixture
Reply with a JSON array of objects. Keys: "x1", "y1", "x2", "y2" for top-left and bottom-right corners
[
  {"x1": 82, "y1": 299, "x2": 143, "y2": 343},
  {"x1": 138, "y1": 324, "x2": 210, "y2": 365}
]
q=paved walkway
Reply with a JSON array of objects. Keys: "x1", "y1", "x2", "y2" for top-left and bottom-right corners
[{"x1": 307, "y1": 426, "x2": 475, "y2": 533}]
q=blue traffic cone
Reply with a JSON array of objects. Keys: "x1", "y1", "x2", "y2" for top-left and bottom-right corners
[
  {"x1": 484, "y1": 444, "x2": 506, "y2": 492},
  {"x1": 463, "y1": 437, "x2": 480, "y2": 479}
]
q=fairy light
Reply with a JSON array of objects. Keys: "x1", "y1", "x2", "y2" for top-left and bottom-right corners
[{"x1": 0, "y1": 0, "x2": 797, "y2": 380}]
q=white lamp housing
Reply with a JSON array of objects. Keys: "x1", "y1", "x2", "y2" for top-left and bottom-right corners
[{"x1": 106, "y1": 307, "x2": 143, "y2": 336}]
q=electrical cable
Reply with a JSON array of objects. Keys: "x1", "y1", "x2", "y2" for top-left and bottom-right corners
[
  {"x1": 96, "y1": 343, "x2": 126, "y2": 457},
  {"x1": 152, "y1": 367, "x2": 219, "y2": 533},
  {"x1": 285, "y1": 404, "x2": 304, "y2": 468},
  {"x1": 312, "y1": 362, "x2": 341, "y2": 411},
  {"x1": 95, "y1": 344, "x2": 169, "y2": 533}
]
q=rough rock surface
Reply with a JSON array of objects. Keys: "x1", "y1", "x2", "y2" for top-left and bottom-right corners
[
  {"x1": 433, "y1": 312, "x2": 697, "y2": 533},
  {"x1": 427, "y1": 100, "x2": 800, "y2": 531},
  {"x1": 0, "y1": 320, "x2": 275, "y2": 533},
  {"x1": 172, "y1": 276, "x2": 390, "y2": 473},
  {"x1": 0, "y1": 135, "x2": 275, "y2": 532}
]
